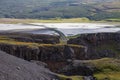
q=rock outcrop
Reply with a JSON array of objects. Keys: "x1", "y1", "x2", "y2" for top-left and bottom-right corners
[
  {"x1": 68, "y1": 33, "x2": 120, "y2": 59},
  {"x1": 0, "y1": 50, "x2": 58, "y2": 80},
  {"x1": 0, "y1": 32, "x2": 120, "y2": 79},
  {"x1": 59, "y1": 60, "x2": 95, "y2": 76},
  {"x1": 0, "y1": 32, "x2": 60, "y2": 44},
  {"x1": 0, "y1": 43, "x2": 85, "y2": 73}
]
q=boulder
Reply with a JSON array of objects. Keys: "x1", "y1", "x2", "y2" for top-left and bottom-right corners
[{"x1": 59, "y1": 60, "x2": 95, "y2": 76}]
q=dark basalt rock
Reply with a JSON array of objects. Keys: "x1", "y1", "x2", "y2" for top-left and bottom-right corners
[
  {"x1": 63, "y1": 45, "x2": 75, "y2": 60},
  {"x1": 0, "y1": 43, "x2": 85, "y2": 73},
  {"x1": 0, "y1": 32, "x2": 60, "y2": 44},
  {"x1": 58, "y1": 60, "x2": 95, "y2": 76},
  {"x1": 0, "y1": 50, "x2": 58, "y2": 80},
  {"x1": 68, "y1": 33, "x2": 120, "y2": 59},
  {"x1": 68, "y1": 33, "x2": 120, "y2": 46}
]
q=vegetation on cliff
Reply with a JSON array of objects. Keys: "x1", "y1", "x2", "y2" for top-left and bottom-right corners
[
  {"x1": 91, "y1": 58, "x2": 120, "y2": 80},
  {"x1": 58, "y1": 58, "x2": 120, "y2": 80},
  {"x1": 0, "y1": 32, "x2": 120, "y2": 80}
]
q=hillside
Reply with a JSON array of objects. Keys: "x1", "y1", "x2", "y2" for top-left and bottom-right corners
[
  {"x1": 0, "y1": 50, "x2": 58, "y2": 80},
  {"x1": 0, "y1": 0, "x2": 120, "y2": 20}
]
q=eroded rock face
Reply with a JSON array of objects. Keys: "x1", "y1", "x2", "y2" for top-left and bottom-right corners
[
  {"x1": 59, "y1": 60, "x2": 94, "y2": 76},
  {"x1": 0, "y1": 43, "x2": 85, "y2": 72},
  {"x1": 0, "y1": 32, "x2": 60, "y2": 44},
  {"x1": 0, "y1": 50, "x2": 58, "y2": 80},
  {"x1": 68, "y1": 33, "x2": 120, "y2": 59},
  {"x1": 0, "y1": 32, "x2": 120, "y2": 76}
]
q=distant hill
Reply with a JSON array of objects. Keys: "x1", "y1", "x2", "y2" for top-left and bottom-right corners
[{"x1": 0, "y1": 0, "x2": 120, "y2": 20}]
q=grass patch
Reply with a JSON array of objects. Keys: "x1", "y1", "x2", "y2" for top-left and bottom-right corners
[
  {"x1": 88, "y1": 58, "x2": 120, "y2": 73},
  {"x1": 67, "y1": 34, "x2": 81, "y2": 39},
  {"x1": 105, "y1": 18, "x2": 120, "y2": 22},
  {"x1": 0, "y1": 35, "x2": 84, "y2": 48},
  {"x1": 0, "y1": 18, "x2": 92, "y2": 24},
  {"x1": 94, "y1": 72, "x2": 120, "y2": 80},
  {"x1": 58, "y1": 58, "x2": 120, "y2": 80},
  {"x1": 59, "y1": 72, "x2": 120, "y2": 80},
  {"x1": 58, "y1": 74, "x2": 83, "y2": 80}
]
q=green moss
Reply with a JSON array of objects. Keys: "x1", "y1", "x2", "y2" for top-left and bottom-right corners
[
  {"x1": 105, "y1": 18, "x2": 120, "y2": 22},
  {"x1": 94, "y1": 72, "x2": 120, "y2": 80},
  {"x1": 58, "y1": 74, "x2": 83, "y2": 80},
  {"x1": 0, "y1": 36, "x2": 14, "y2": 41},
  {"x1": 58, "y1": 58, "x2": 120, "y2": 80},
  {"x1": 67, "y1": 34, "x2": 81, "y2": 39},
  {"x1": 88, "y1": 58, "x2": 120, "y2": 73},
  {"x1": 0, "y1": 35, "x2": 84, "y2": 48}
]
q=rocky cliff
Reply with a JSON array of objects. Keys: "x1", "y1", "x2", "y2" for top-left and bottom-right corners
[
  {"x1": 0, "y1": 32, "x2": 60, "y2": 44},
  {"x1": 0, "y1": 43, "x2": 85, "y2": 73},
  {"x1": 68, "y1": 32, "x2": 120, "y2": 59},
  {"x1": 0, "y1": 32, "x2": 120, "y2": 80}
]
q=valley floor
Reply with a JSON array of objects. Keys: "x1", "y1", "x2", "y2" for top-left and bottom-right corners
[{"x1": 0, "y1": 18, "x2": 120, "y2": 80}]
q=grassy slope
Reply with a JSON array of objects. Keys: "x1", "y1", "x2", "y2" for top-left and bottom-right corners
[
  {"x1": 95, "y1": 72, "x2": 120, "y2": 80},
  {"x1": 92, "y1": 58, "x2": 120, "y2": 80},
  {"x1": 59, "y1": 58, "x2": 120, "y2": 80}
]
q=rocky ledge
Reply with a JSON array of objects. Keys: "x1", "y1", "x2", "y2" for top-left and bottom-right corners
[
  {"x1": 0, "y1": 32, "x2": 60, "y2": 44},
  {"x1": 68, "y1": 32, "x2": 120, "y2": 59}
]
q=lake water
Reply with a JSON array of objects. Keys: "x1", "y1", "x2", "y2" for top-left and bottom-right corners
[{"x1": 0, "y1": 23, "x2": 120, "y2": 36}]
